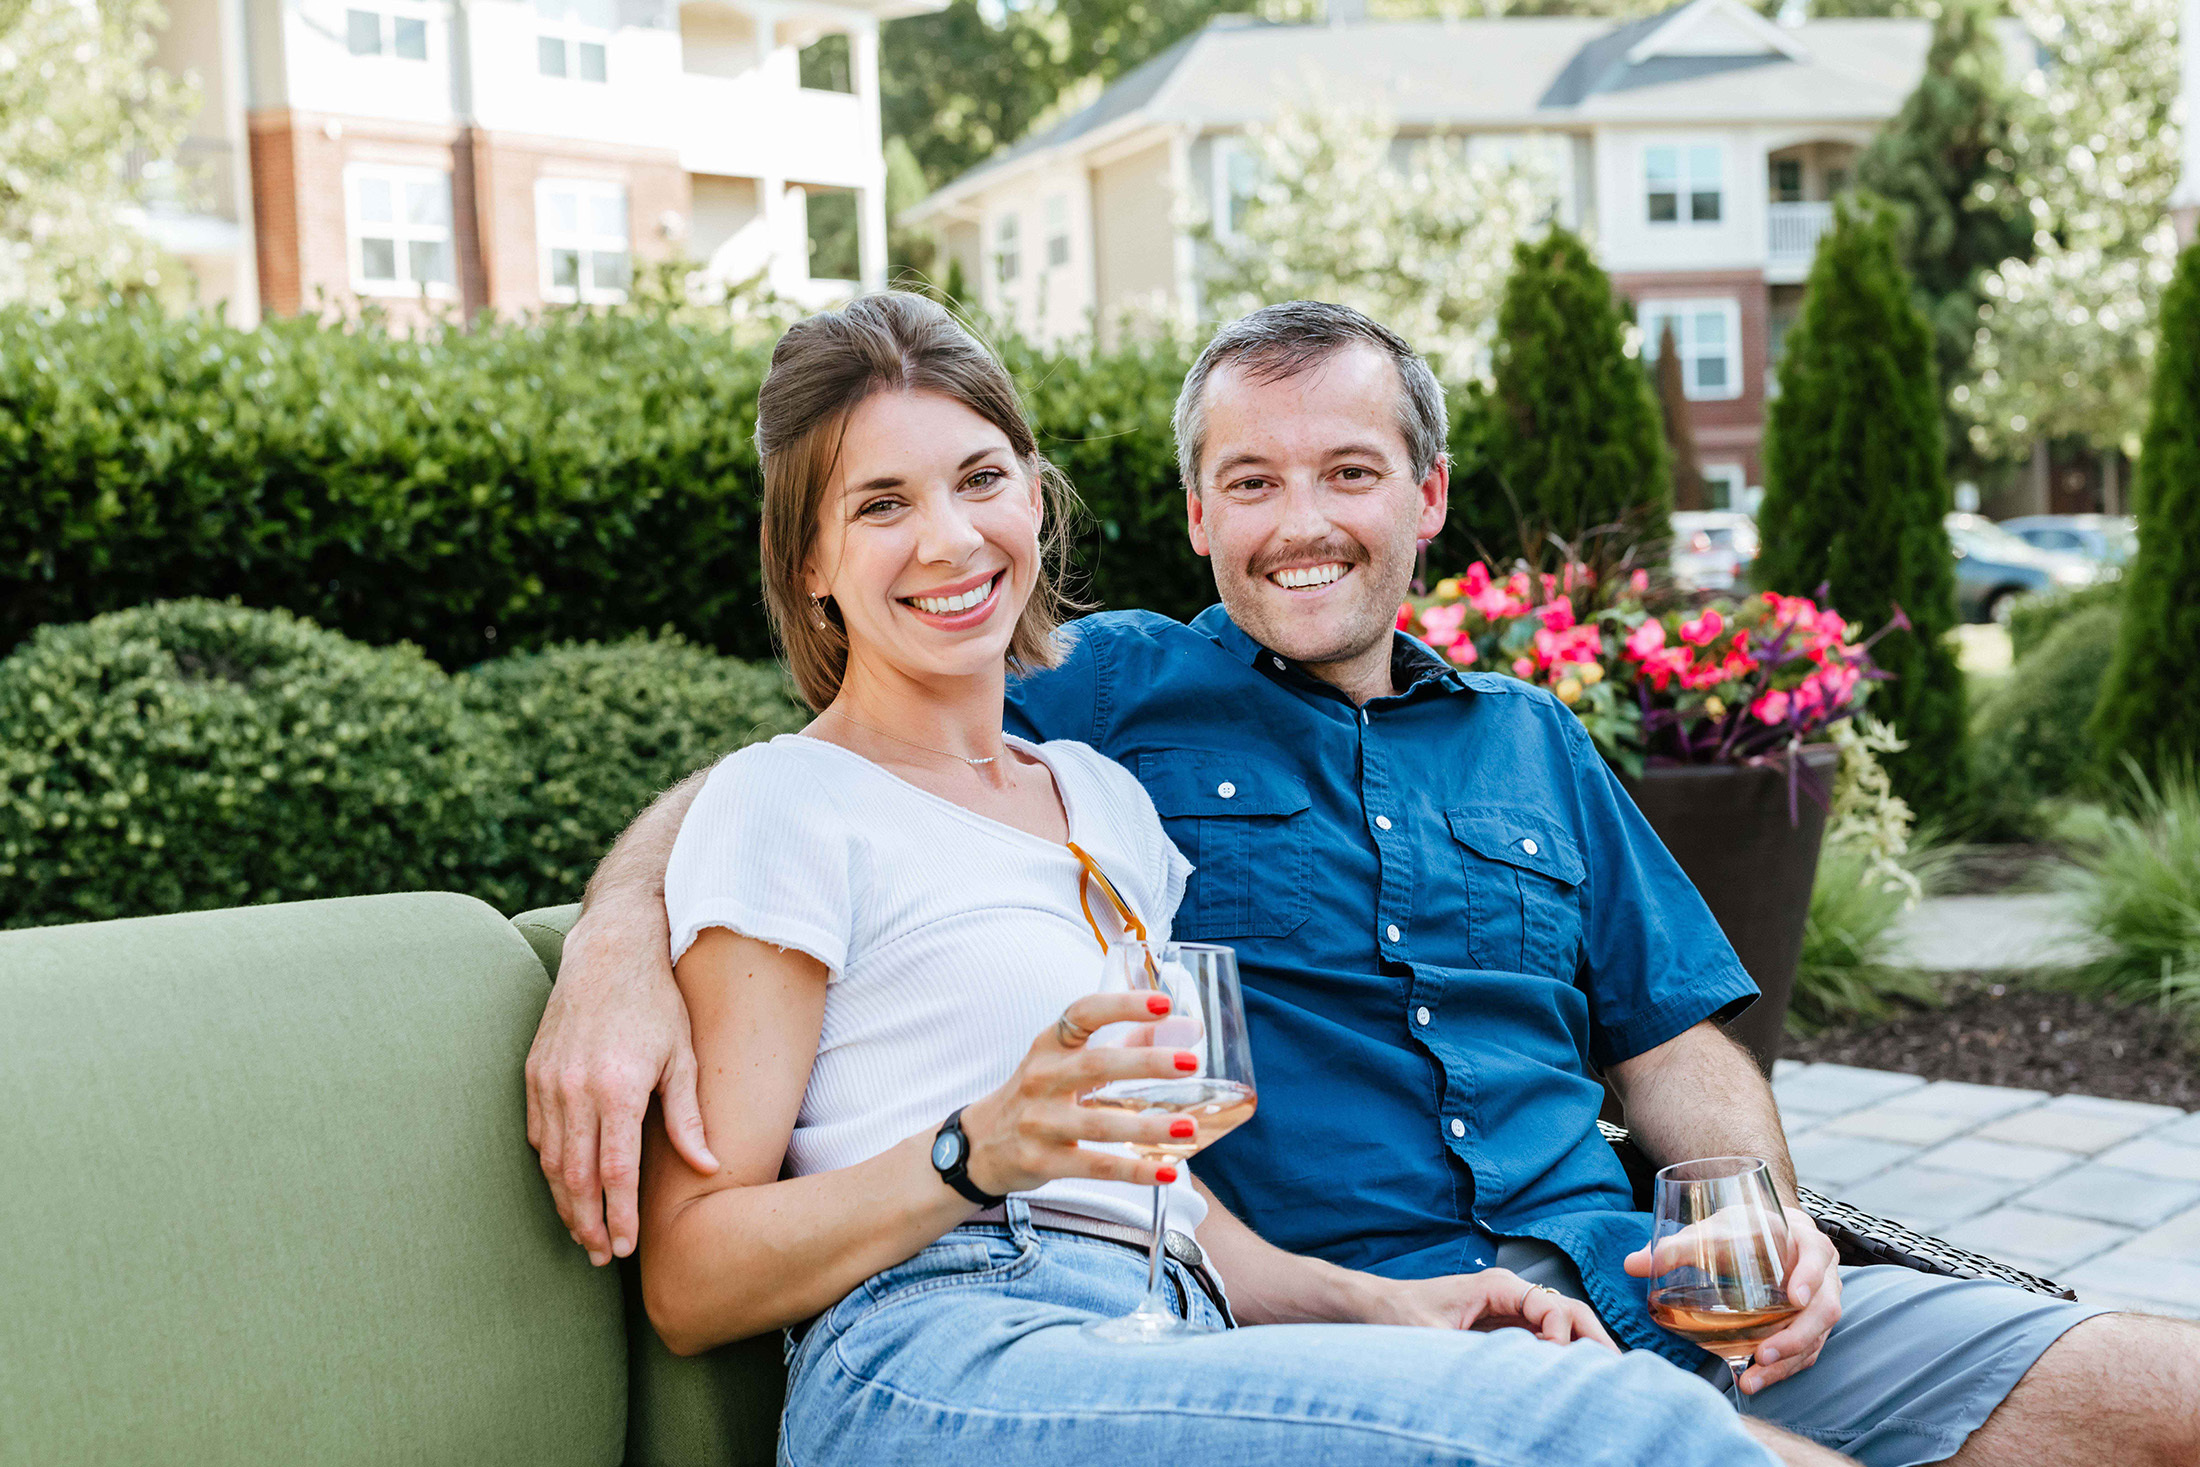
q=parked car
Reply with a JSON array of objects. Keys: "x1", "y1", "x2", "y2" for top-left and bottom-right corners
[
  {"x1": 1944, "y1": 513, "x2": 2101, "y2": 624},
  {"x1": 1998, "y1": 514, "x2": 2138, "y2": 570},
  {"x1": 1670, "y1": 511, "x2": 1759, "y2": 592}
]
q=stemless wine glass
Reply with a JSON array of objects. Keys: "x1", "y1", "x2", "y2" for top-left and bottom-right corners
[
  {"x1": 1644, "y1": 1156, "x2": 1803, "y2": 1407},
  {"x1": 1079, "y1": 940, "x2": 1257, "y2": 1344}
]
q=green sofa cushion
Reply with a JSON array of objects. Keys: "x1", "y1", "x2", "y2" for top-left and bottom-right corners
[
  {"x1": 511, "y1": 905, "x2": 786, "y2": 1467},
  {"x1": 0, "y1": 894, "x2": 625, "y2": 1466}
]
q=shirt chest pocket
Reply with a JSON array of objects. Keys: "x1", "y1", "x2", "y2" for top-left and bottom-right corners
[
  {"x1": 1140, "y1": 753, "x2": 1312, "y2": 939},
  {"x1": 1445, "y1": 806, "x2": 1587, "y2": 979}
]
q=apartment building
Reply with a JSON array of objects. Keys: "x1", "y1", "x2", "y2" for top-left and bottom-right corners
[
  {"x1": 907, "y1": 0, "x2": 2039, "y2": 508},
  {"x1": 148, "y1": 0, "x2": 935, "y2": 324}
]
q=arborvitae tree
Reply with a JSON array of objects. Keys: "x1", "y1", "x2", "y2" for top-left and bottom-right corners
[
  {"x1": 1485, "y1": 228, "x2": 1672, "y2": 564},
  {"x1": 2091, "y1": 242, "x2": 2200, "y2": 779},
  {"x1": 1854, "y1": 0, "x2": 2032, "y2": 478},
  {"x1": 1655, "y1": 319, "x2": 1707, "y2": 511},
  {"x1": 1757, "y1": 201, "x2": 1970, "y2": 820}
]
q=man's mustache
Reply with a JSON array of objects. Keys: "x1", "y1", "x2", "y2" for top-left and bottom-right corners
[{"x1": 1249, "y1": 541, "x2": 1371, "y2": 579}]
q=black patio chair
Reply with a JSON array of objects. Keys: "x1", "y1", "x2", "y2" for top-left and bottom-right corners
[{"x1": 1599, "y1": 1120, "x2": 2077, "y2": 1301}]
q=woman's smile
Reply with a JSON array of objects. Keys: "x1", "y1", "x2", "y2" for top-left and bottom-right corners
[{"x1": 901, "y1": 570, "x2": 1006, "y2": 628}]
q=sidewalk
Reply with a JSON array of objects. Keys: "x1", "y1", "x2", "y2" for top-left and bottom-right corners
[
  {"x1": 1776, "y1": 1060, "x2": 2200, "y2": 1317},
  {"x1": 1886, "y1": 891, "x2": 2104, "y2": 972}
]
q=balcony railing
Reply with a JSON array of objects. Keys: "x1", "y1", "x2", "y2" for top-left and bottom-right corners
[{"x1": 1768, "y1": 201, "x2": 1834, "y2": 265}]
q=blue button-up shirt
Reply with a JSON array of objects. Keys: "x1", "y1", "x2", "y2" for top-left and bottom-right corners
[{"x1": 1006, "y1": 605, "x2": 1759, "y2": 1368}]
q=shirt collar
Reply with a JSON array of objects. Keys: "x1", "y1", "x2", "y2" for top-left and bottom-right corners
[{"x1": 1190, "y1": 603, "x2": 1468, "y2": 699}]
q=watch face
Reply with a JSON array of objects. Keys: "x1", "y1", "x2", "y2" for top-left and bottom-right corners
[{"x1": 932, "y1": 1129, "x2": 963, "y2": 1172}]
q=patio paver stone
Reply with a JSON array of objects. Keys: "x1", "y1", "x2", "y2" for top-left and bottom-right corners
[
  {"x1": 1789, "y1": 1134, "x2": 1919, "y2": 1188},
  {"x1": 1837, "y1": 1165, "x2": 2027, "y2": 1232},
  {"x1": 1875, "y1": 1081, "x2": 2049, "y2": 1122},
  {"x1": 1911, "y1": 1136, "x2": 2081, "y2": 1183},
  {"x1": 1772, "y1": 1064, "x2": 1927, "y2": 1118},
  {"x1": 1820, "y1": 1104, "x2": 1977, "y2": 1147},
  {"x1": 1937, "y1": 1207, "x2": 2135, "y2": 1271},
  {"x1": 2015, "y1": 1165, "x2": 2200, "y2": 1230}
]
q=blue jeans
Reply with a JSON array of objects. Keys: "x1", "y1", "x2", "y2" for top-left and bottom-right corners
[{"x1": 781, "y1": 1198, "x2": 1775, "y2": 1466}]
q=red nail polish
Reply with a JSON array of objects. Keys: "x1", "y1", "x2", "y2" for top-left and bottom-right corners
[
  {"x1": 1169, "y1": 1118, "x2": 1196, "y2": 1138},
  {"x1": 1155, "y1": 1166, "x2": 1179, "y2": 1184},
  {"x1": 1173, "y1": 1052, "x2": 1198, "y2": 1071},
  {"x1": 1146, "y1": 994, "x2": 1171, "y2": 1015}
]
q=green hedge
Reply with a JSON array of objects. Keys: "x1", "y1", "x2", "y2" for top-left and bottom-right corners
[
  {"x1": 2007, "y1": 580, "x2": 2121, "y2": 662},
  {"x1": 0, "y1": 600, "x2": 512, "y2": 928},
  {"x1": 464, "y1": 633, "x2": 805, "y2": 913},
  {"x1": 2, "y1": 300, "x2": 1513, "y2": 667},
  {"x1": 1970, "y1": 600, "x2": 2122, "y2": 837}
]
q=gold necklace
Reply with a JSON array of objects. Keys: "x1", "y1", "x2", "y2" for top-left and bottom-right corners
[{"x1": 824, "y1": 706, "x2": 1003, "y2": 768}]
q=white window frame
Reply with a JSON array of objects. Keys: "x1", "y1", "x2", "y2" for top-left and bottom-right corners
[
  {"x1": 1645, "y1": 143, "x2": 1723, "y2": 226},
  {"x1": 1211, "y1": 138, "x2": 1260, "y2": 241},
  {"x1": 994, "y1": 211, "x2": 1020, "y2": 284},
  {"x1": 1640, "y1": 297, "x2": 1743, "y2": 402},
  {"x1": 535, "y1": 0, "x2": 613, "y2": 82},
  {"x1": 344, "y1": 163, "x2": 457, "y2": 299},
  {"x1": 535, "y1": 179, "x2": 631, "y2": 304},
  {"x1": 1701, "y1": 463, "x2": 1746, "y2": 511},
  {"x1": 345, "y1": 5, "x2": 430, "y2": 60},
  {"x1": 1043, "y1": 194, "x2": 1070, "y2": 270}
]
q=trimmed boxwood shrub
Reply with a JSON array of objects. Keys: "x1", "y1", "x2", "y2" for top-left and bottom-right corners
[
  {"x1": 1970, "y1": 600, "x2": 2122, "y2": 837},
  {"x1": 2008, "y1": 579, "x2": 2121, "y2": 662},
  {"x1": 463, "y1": 633, "x2": 806, "y2": 912},
  {"x1": 0, "y1": 600, "x2": 513, "y2": 929}
]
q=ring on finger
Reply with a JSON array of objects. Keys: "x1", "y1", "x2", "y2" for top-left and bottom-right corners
[
  {"x1": 1528, "y1": 1284, "x2": 1563, "y2": 1303},
  {"x1": 1055, "y1": 1012, "x2": 1092, "y2": 1046}
]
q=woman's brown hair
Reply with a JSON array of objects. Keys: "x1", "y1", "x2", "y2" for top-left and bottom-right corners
[{"x1": 757, "y1": 291, "x2": 1082, "y2": 712}]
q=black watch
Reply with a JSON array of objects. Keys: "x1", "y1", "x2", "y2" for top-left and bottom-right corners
[{"x1": 931, "y1": 1107, "x2": 1006, "y2": 1207}]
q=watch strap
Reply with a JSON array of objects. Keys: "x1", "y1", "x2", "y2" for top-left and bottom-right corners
[{"x1": 935, "y1": 1106, "x2": 1006, "y2": 1207}]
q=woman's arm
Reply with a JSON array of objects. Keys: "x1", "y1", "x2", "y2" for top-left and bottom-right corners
[{"x1": 640, "y1": 927, "x2": 1200, "y2": 1354}]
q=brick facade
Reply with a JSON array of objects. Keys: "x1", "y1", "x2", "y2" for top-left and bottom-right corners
[
  {"x1": 1610, "y1": 267, "x2": 1771, "y2": 488},
  {"x1": 245, "y1": 109, "x2": 686, "y2": 322}
]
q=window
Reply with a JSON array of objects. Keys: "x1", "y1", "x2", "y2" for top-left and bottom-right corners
[
  {"x1": 536, "y1": 0, "x2": 612, "y2": 82},
  {"x1": 1771, "y1": 159, "x2": 1803, "y2": 203},
  {"x1": 1213, "y1": 140, "x2": 1260, "y2": 240},
  {"x1": 1701, "y1": 464, "x2": 1746, "y2": 511},
  {"x1": 798, "y1": 33, "x2": 853, "y2": 93},
  {"x1": 1640, "y1": 298, "x2": 1742, "y2": 401},
  {"x1": 346, "y1": 8, "x2": 427, "y2": 59},
  {"x1": 345, "y1": 164, "x2": 455, "y2": 297},
  {"x1": 1043, "y1": 194, "x2": 1070, "y2": 269},
  {"x1": 1646, "y1": 144, "x2": 1722, "y2": 225},
  {"x1": 994, "y1": 212, "x2": 1020, "y2": 284},
  {"x1": 537, "y1": 180, "x2": 630, "y2": 303}
]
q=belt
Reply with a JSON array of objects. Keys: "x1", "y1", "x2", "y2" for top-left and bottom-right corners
[{"x1": 968, "y1": 1202, "x2": 1236, "y2": 1327}]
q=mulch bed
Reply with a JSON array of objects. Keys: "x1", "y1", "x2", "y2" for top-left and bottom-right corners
[{"x1": 1785, "y1": 973, "x2": 2200, "y2": 1111}]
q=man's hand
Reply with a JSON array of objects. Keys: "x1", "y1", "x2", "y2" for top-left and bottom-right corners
[
  {"x1": 1361, "y1": 1269, "x2": 1618, "y2": 1350},
  {"x1": 1624, "y1": 1207, "x2": 1843, "y2": 1393},
  {"x1": 524, "y1": 916, "x2": 718, "y2": 1266}
]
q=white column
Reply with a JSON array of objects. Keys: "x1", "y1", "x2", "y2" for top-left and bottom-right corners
[
  {"x1": 217, "y1": 0, "x2": 262, "y2": 324},
  {"x1": 2177, "y1": 0, "x2": 2200, "y2": 243},
  {"x1": 1168, "y1": 127, "x2": 1199, "y2": 324},
  {"x1": 853, "y1": 20, "x2": 886, "y2": 290}
]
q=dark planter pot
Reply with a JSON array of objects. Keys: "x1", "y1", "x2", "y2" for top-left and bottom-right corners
[{"x1": 1621, "y1": 745, "x2": 1840, "y2": 1074}]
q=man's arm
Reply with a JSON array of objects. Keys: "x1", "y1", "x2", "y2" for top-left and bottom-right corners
[
  {"x1": 524, "y1": 769, "x2": 717, "y2": 1268},
  {"x1": 1610, "y1": 1021, "x2": 1842, "y2": 1394}
]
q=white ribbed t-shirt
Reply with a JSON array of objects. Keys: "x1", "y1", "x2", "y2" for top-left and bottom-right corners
[{"x1": 664, "y1": 733, "x2": 1204, "y2": 1236}]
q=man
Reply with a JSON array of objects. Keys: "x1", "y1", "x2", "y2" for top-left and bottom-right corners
[{"x1": 527, "y1": 301, "x2": 2198, "y2": 1466}]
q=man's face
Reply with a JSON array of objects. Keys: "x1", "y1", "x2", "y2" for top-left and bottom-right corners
[{"x1": 1187, "y1": 344, "x2": 1448, "y2": 670}]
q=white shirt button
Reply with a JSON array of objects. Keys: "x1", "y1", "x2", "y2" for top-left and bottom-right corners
[
  {"x1": 1386, "y1": 924, "x2": 1401, "y2": 943},
  {"x1": 1361, "y1": 709, "x2": 1370, "y2": 725},
  {"x1": 1450, "y1": 1118, "x2": 1467, "y2": 1139},
  {"x1": 1273, "y1": 656, "x2": 1287, "y2": 670},
  {"x1": 1416, "y1": 1006, "x2": 1431, "y2": 1026},
  {"x1": 1375, "y1": 815, "x2": 1392, "y2": 831},
  {"x1": 1217, "y1": 781, "x2": 1236, "y2": 799},
  {"x1": 1521, "y1": 838, "x2": 1540, "y2": 856}
]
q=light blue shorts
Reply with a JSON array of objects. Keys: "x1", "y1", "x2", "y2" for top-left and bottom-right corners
[
  {"x1": 1496, "y1": 1236, "x2": 2111, "y2": 1466},
  {"x1": 782, "y1": 1196, "x2": 1778, "y2": 1466}
]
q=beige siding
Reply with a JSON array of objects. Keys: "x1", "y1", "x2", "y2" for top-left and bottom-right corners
[{"x1": 1090, "y1": 142, "x2": 1174, "y2": 343}]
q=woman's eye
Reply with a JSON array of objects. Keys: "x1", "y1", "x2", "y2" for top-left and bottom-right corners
[
  {"x1": 858, "y1": 497, "x2": 903, "y2": 518},
  {"x1": 965, "y1": 468, "x2": 1006, "y2": 491}
]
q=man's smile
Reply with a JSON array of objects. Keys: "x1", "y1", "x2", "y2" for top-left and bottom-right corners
[{"x1": 1267, "y1": 562, "x2": 1353, "y2": 592}]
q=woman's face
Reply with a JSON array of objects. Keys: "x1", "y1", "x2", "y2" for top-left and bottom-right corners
[{"x1": 805, "y1": 387, "x2": 1044, "y2": 693}]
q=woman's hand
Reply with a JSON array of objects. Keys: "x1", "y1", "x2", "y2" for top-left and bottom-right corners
[
  {"x1": 1361, "y1": 1269, "x2": 1618, "y2": 1350},
  {"x1": 958, "y1": 991, "x2": 1199, "y2": 1195}
]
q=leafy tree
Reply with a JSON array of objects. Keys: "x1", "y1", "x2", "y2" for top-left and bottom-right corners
[
  {"x1": 2090, "y1": 243, "x2": 2200, "y2": 779},
  {"x1": 1965, "y1": 0, "x2": 2183, "y2": 458},
  {"x1": 1481, "y1": 227, "x2": 1671, "y2": 563},
  {"x1": 1194, "y1": 99, "x2": 1552, "y2": 374},
  {"x1": 880, "y1": 0, "x2": 1071, "y2": 189},
  {"x1": 0, "y1": 0, "x2": 195, "y2": 305},
  {"x1": 1854, "y1": 0, "x2": 2031, "y2": 476},
  {"x1": 1653, "y1": 319, "x2": 1706, "y2": 511},
  {"x1": 1756, "y1": 201, "x2": 1969, "y2": 820}
]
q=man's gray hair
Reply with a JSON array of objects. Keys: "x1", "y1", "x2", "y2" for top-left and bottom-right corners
[{"x1": 1172, "y1": 300, "x2": 1449, "y2": 490}]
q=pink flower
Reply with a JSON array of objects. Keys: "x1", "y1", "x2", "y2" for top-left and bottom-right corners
[
  {"x1": 1419, "y1": 602, "x2": 1468, "y2": 649},
  {"x1": 1396, "y1": 602, "x2": 1415, "y2": 631},
  {"x1": 1472, "y1": 582, "x2": 1524, "y2": 619},
  {"x1": 1446, "y1": 640, "x2": 1478, "y2": 666},
  {"x1": 1751, "y1": 688, "x2": 1791, "y2": 725},
  {"x1": 1512, "y1": 657, "x2": 1535, "y2": 679},
  {"x1": 1462, "y1": 562, "x2": 1492, "y2": 598},
  {"x1": 1625, "y1": 619, "x2": 1667, "y2": 660},
  {"x1": 1629, "y1": 568, "x2": 1651, "y2": 595},
  {"x1": 1679, "y1": 609, "x2": 1724, "y2": 647},
  {"x1": 1814, "y1": 608, "x2": 1848, "y2": 641},
  {"x1": 1535, "y1": 599, "x2": 1576, "y2": 633}
]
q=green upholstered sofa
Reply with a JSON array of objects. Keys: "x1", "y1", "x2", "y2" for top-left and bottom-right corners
[{"x1": 0, "y1": 893, "x2": 781, "y2": 1467}]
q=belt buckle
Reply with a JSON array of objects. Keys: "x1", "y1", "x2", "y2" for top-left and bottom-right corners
[{"x1": 1163, "y1": 1230, "x2": 1204, "y2": 1269}]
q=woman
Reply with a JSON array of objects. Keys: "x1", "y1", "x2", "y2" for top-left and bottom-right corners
[{"x1": 636, "y1": 292, "x2": 1769, "y2": 1465}]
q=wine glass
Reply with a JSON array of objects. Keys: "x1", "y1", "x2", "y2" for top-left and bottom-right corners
[
  {"x1": 1079, "y1": 940, "x2": 1257, "y2": 1344},
  {"x1": 1644, "y1": 1156, "x2": 1803, "y2": 1406}
]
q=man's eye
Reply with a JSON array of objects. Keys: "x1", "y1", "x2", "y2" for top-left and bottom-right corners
[{"x1": 1338, "y1": 466, "x2": 1373, "y2": 481}]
